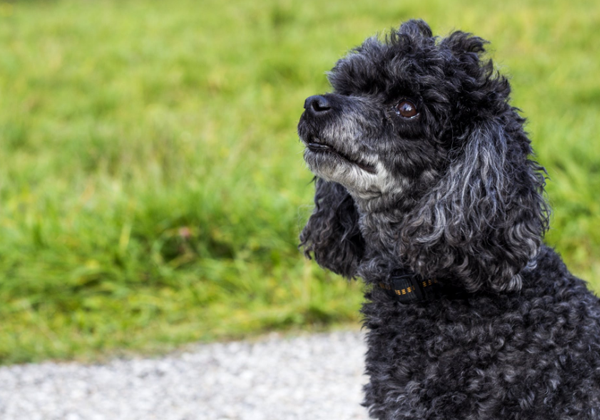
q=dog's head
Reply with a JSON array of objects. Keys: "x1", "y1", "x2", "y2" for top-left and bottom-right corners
[{"x1": 298, "y1": 20, "x2": 549, "y2": 292}]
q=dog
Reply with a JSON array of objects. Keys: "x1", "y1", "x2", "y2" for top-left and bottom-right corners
[{"x1": 297, "y1": 20, "x2": 600, "y2": 419}]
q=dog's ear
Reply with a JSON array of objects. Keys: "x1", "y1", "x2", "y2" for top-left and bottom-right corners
[
  {"x1": 400, "y1": 119, "x2": 549, "y2": 292},
  {"x1": 300, "y1": 178, "x2": 365, "y2": 279}
]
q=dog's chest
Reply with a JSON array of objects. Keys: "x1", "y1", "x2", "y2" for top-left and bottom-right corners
[{"x1": 361, "y1": 284, "x2": 600, "y2": 418}]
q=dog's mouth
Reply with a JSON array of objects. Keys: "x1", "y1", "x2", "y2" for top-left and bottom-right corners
[{"x1": 306, "y1": 137, "x2": 377, "y2": 175}]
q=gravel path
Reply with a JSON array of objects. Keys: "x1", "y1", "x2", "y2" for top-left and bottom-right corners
[{"x1": 0, "y1": 330, "x2": 370, "y2": 420}]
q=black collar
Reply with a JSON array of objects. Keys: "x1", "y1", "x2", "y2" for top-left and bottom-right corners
[{"x1": 378, "y1": 269, "x2": 441, "y2": 303}]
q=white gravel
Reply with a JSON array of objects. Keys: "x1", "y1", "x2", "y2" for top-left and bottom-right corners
[{"x1": 0, "y1": 330, "x2": 370, "y2": 420}]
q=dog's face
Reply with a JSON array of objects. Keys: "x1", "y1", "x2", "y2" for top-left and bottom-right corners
[
  {"x1": 298, "y1": 91, "x2": 445, "y2": 202},
  {"x1": 298, "y1": 20, "x2": 549, "y2": 292},
  {"x1": 298, "y1": 21, "x2": 494, "y2": 204}
]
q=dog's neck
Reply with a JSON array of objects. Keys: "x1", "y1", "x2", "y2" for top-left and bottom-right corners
[
  {"x1": 353, "y1": 194, "x2": 409, "y2": 256},
  {"x1": 352, "y1": 193, "x2": 465, "y2": 299},
  {"x1": 352, "y1": 197, "x2": 414, "y2": 278},
  {"x1": 353, "y1": 197, "x2": 537, "y2": 300}
]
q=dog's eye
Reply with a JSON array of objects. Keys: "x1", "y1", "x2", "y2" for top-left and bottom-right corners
[{"x1": 396, "y1": 100, "x2": 418, "y2": 119}]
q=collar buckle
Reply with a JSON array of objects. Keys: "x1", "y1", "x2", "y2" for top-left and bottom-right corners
[{"x1": 379, "y1": 270, "x2": 440, "y2": 303}]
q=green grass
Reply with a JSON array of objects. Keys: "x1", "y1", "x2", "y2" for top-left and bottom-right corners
[{"x1": 0, "y1": 0, "x2": 599, "y2": 364}]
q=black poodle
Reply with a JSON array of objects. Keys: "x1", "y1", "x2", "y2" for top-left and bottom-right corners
[{"x1": 297, "y1": 20, "x2": 600, "y2": 419}]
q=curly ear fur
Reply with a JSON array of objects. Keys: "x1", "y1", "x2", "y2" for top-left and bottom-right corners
[
  {"x1": 300, "y1": 178, "x2": 365, "y2": 278},
  {"x1": 399, "y1": 118, "x2": 550, "y2": 292},
  {"x1": 392, "y1": 31, "x2": 550, "y2": 292}
]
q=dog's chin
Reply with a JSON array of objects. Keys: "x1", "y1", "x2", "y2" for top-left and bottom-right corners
[
  {"x1": 303, "y1": 139, "x2": 377, "y2": 175},
  {"x1": 303, "y1": 148, "x2": 388, "y2": 200},
  {"x1": 304, "y1": 148, "x2": 370, "y2": 181}
]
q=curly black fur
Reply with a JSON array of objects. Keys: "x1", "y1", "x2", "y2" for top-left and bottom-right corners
[
  {"x1": 299, "y1": 178, "x2": 365, "y2": 278},
  {"x1": 298, "y1": 20, "x2": 600, "y2": 419}
]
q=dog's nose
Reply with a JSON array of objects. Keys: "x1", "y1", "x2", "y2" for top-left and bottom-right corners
[{"x1": 304, "y1": 95, "x2": 331, "y2": 115}]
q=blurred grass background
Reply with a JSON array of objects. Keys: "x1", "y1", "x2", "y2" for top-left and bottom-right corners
[{"x1": 0, "y1": 0, "x2": 598, "y2": 364}]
